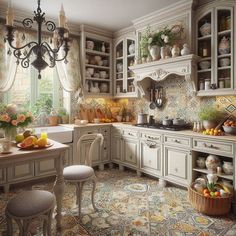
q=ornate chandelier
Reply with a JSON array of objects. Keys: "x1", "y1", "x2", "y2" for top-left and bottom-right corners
[{"x1": 4, "y1": 0, "x2": 70, "y2": 79}]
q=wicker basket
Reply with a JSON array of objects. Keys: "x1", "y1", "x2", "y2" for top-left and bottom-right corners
[{"x1": 188, "y1": 183, "x2": 232, "y2": 216}]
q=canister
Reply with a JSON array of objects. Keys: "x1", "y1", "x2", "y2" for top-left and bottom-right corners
[
  {"x1": 204, "y1": 78, "x2": 211, "y2": 90},
  {"x1": 199, "y1": 80, "x2": 204, "y2": 90},
  {"x1": 219, "y1": 78, "x2": 225, "y2": 89}
]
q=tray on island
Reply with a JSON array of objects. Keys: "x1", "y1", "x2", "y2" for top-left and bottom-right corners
[{"x1": 17, "y1": 142, "x2": 53, "y2": 150}]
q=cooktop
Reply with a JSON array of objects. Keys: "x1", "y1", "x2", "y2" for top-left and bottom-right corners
[{"x1": 134, "y1": 123, "x2": 191, "y2": 131}]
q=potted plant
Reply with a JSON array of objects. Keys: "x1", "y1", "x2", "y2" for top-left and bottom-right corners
[
  {"x1": 58, "y1": 107, "x2": 69, "y2": 124},
  {"x1": 198, "y1": 106, "x2": 225, "y2": 129}
]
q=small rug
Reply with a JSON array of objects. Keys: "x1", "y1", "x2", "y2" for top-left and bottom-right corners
[{"x1": 0, "y1": 169, "x2": 236, "y2": 236}]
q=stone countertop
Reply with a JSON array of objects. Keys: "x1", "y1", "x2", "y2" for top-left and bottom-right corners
[{"x1": 60, "y1": 123, "x2": 236, "y2": 142}]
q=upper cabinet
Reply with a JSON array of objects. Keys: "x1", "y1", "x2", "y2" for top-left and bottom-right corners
[
  {"x1": 80, "y1": 27, "x2": 113, "y2": 97},
  {"x1": 114, "y1": 34, "x2": 137, "y2": 97},
  {"x1": 195, "y1": 2, "x2": 235, "y2": 96}
]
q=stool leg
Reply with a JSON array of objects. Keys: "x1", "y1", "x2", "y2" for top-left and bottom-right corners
[
  {"x1": 6, "y1": 214, "x2": 13, "y2": 236},
  {"x1": 47, "y1": 209, "x2": 53, "y2": 236},
  {"x1": 43, "y1": 216, "x2": 48, "y2": 236},
  {"x1": 23, "y1": 219, "x2": 31, "y2": 236},
  {"x1": 91, "y1": 176, "x2": 98, "y2": 211},
  {"x1": 76, "y1": 182, "x2": 83, "y2": 217}
]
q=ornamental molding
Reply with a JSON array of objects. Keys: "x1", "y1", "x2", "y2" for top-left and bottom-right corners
[{"x1": 129, "y1": 54, "x2": 200, "y2": 97}]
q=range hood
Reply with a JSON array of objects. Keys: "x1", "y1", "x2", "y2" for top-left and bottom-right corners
[{"x1": 129, "y1": 54, "x2": 200, "y2": 97}]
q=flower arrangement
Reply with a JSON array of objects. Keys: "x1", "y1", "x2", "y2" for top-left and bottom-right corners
[
  {"x1": 140, "y1": 24, "x2": 183, "y2": 57},
  {"x1": 0, "y1": 104, "x2": 33, "y2": 130}
]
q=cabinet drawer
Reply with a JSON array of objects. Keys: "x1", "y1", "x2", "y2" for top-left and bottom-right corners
[
  {"x1": 141, "y1": 132, "x2": 161, "y2": 143},
  {"x1": 0, "y1": 168, "x2": 6, "y2": 184},
  {"x1": 8, "y1": 162, "x2": 34, "y2": 182},
  {"x1": 164, "y1": 135, "x2": 191, "y2": 148},
  {"x1": 35, "y1": 157, "x2": 56, "y2": 176},
  {"x1": 80, "y1": 127, "x2": 100, "y2": 136},
  {"x1": 193, "y1": 138, "x2": 234, "y2": 156},
  {"x1": 123, "y1": 129, "x2": 139, "y2": 138},
  {"x1": 100, "y1": 126, "x2": 110, "y2": 136}
]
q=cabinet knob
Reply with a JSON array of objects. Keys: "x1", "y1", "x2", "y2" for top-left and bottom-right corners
[
  {"x1": 130, "y1": 155, "x2": 133, "y2": 160},
  {"x1": 149, "y1": 160, "x2": 152, "y2": 164},
  {"x1": 174, "y1": 139, "x2": 180, "y2": 143},
  {"x1": 104, "y1": 147, "x2": 107, "y2": 150},
  {"x1": 175, "y1": 168, "x2": 178, "y2": 172}
]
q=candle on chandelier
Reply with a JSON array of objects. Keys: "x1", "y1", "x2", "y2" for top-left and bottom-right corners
[
  {"x1": 6, "y1": 3, "x2": 14, "y2": 26},
  {"x1": 59, "y1": 4, "x2": 66, "y2": 27}
]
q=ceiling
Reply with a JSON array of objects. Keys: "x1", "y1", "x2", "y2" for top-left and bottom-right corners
[{"x1": 1, "y1": 0, "x2": 181, "y2": 31}]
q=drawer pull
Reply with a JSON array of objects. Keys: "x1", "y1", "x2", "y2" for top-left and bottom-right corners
[
  {"x1": 203, "y1": 143, "x2": 219, "y2": 149},
  {"x1": 128, "y1": 132, "x2": 134, "y2": 136},
  {"x1": 104, "y1": 147, "x2": 107, "y2": 150},
  {"x1": 173, "y1": 139, "x2": 180, "y2": 143},
  {"x1": 145, "y1": 135, "x2": 159, "y2": 140},
  {"x1": 88, "y1": 132, "x2": 93, "y2": 134},
  {"x1": 145, "y1": 141, "x2": 157, "y2": 149},
  {"x1": 130, "y1": 155, "x2": 133, "y2": 160}
]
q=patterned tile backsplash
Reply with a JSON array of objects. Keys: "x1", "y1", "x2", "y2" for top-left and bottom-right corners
[{"x1": 72, "y1": 75, "x2": 236, "y2": 123}]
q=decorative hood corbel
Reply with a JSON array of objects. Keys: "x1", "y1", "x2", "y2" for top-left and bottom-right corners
[{"x1": 129, "y1": 54, "x2": 200, "y2": 97}]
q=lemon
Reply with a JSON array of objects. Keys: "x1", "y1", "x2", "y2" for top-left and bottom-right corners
[
  {"x1": 15, "y1": 134, "x2": 25, "y2": 143},
  {"x1": 36, "y1": 138, "x2": 47, "y2": 147}
]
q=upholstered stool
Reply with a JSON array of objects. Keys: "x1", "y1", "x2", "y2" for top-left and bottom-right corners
[
  {"x1": 63, "y1": 133, "x2": 103, "y2": 217},
  {"x1": 5, "y1": 190, "x2": 55, "y2": 236}
]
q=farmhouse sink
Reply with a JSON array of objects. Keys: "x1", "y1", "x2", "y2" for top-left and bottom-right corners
[{"x1": 34, "y1": 126, "x2": 73, "y2": 143}]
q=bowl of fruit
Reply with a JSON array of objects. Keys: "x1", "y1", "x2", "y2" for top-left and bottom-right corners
[{"x1": 223, "y1": 120, "x2": 236, "y2": 134}]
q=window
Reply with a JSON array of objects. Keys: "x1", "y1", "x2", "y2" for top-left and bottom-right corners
[{"x1": 5, "y1": 65, "x2": 63, "y2": 113}]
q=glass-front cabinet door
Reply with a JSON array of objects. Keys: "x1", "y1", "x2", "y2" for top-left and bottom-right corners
[
  {"x1": 114, "y1": 36, "x2": 137, "y2": 97},
  {"x1": 196, "y1": 4, "x2": 234, "y2": 96}
]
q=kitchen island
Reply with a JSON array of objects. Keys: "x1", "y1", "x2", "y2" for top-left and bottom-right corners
[{"x1": 0, "y1": 140, "x2": 68, "y2": 230}]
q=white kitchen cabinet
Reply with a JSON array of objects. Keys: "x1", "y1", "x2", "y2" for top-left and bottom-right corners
[
  {"x1": 114, "y1": 33, "x2": 138, "y2": 98},
  {"x1": 123, "y1": 137, "x2": 138, "y2": 168},
  {"x1": 111, "y1": 127, "x2": 123, "y2": 163},
  {"x1": 195, "y1": 2, "x2": 235, "y2": 96},
  {"x1": 73, "y1": 125, "x2": 111, "y2": 169},
  {"x1": 80, "y1": 25, "x2": 113, "y2": 97},
  {"x1": 140, "y1": 140, "x2": 162, "y2": 176},
  {"x1": 164, "y1": 146, "x2": 192, "y2": 187}
]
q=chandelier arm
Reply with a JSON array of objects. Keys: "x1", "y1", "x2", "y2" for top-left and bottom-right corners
[
  {"x1": 7, "y1": 40, "x2": 38, "y2": 51},
  {"x1": 13, "y1": 45, "x2": 35, "y2": 60},
  {"x1": 21, "y1": 57, "x2": 30, "y2": 68},
  {"x1": 42, "y1": 41, "x2": 58, "y2": 54},
  {"x1": 22, "y1": 18, "x2": 34, "y2": 28}
]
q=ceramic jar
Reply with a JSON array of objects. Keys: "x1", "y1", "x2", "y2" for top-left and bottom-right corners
[
  {"x1": 181, "y1": 43, "x2": 190, "y2": 56},
  {"x1": 219, "y1": 36, "x2": 230, "y2": 55},
  {"x1": 205, "y1": 155, "x2": 221, "y2": 173},
  {"x1": 90, "y1": 82, "x2": 100, "y2": 93},
  {"x1": 199, "y1": 22, "x2": 211, "y2": 36},
  {"x1": 129, "y1": 42, "x2": 135, "y2": 55},
  {"x1": 171, "y1": 45, "x2": 180, "y2": 57},
  {"x1": 149, "y1": 45, "x2": 160, "y2": 61},
  {"x1": 219, "y1": 57, "x2": 230, "y2": 67},
  {"x1": 222, "y1": 161, "x2": 233, "y2": 175},
  {"x1": 196, "y1": 157, "x2": 206, "y2": 169},
  {"x1": 86, "y1": 40, "x2": 94, "y2": 50},
  {"x1": 199, "y1": 60, "x2": 211, "y2": 70},
  {"x1": 117, "y1": 63, "x2": 123, "y2": 72}
]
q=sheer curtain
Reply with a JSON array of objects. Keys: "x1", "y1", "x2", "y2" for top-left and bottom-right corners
[
  {"x1": 56, "y1": 37, "x2": 83, "y2": 103},
  {"x1": 0, "y1": 24, "x2": 18, "y2": 92}
]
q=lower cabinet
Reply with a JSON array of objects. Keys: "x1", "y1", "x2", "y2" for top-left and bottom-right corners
[
  {"x1": 111, "y1": 127, "x2": 123, "y2": 163},
  {"x1": 140, "y1": 140, "x2": 162, "y2": 176},
  {"x1": 164, "y1": 146, "x2": 192, "y2": 186},
  {"x1": 79, "y1": 139, "x2": 100, "y2": 165},
  {"x1": 123, "y1": 137, "x2": 138, "y2": 168},
  {"x1": 35, "y1": 156, "x2": 57, "y2": 176}
]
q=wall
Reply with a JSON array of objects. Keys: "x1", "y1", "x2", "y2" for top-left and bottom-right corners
[{"x1": 71, "y1": 76, "x2": 236, "y2": 123}]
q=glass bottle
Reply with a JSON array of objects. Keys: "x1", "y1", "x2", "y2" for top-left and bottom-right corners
[{"x1": 193, "y1": 122, "x2": 197, "y2": 132}]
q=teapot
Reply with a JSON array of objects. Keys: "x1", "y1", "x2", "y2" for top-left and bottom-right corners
[{"x1": 219, "y1": 36, "x2": 230, "y2": 55}]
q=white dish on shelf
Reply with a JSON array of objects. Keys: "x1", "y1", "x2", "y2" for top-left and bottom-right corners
[
  {"x1": 199, "y1": 22, "x2": 211, "y2": 36},
  {"x1": 219, "y1": 58, "x2": 230, "y2": 67},
  {"x1": 199, "y1": 60, "x2": 211, "y2": 70}
]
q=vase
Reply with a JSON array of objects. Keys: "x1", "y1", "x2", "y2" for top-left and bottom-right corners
[
  {"x1": 160, "y1": 46, "x2": 170, "y2": 59},
  {"x1": 4, "y1": 127, "x2": 17, "y2": 141},
  {"x1": 149, "y1": 45, "x2": 160, "y2": 61}
]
